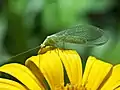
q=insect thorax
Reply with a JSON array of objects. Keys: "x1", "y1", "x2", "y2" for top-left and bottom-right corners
[
  {"x1": 42, "y1": 35, "x2": 57, "y2": 47},
  {"x1": 42, "y1": 34, "x2": 66, "y2": 48}
]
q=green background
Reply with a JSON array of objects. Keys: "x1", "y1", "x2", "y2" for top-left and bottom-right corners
[{"x1": 0, "y1": 0, "x2": 120, "y2": 65}]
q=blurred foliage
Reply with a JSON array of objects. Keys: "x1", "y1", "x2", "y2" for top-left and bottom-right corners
[{"x1": 0, "y1": 0, "x2": 119, "y2": 65}]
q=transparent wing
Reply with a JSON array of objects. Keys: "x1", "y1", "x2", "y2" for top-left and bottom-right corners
[{"x1": 54, "y1": 24, "x2": 108, "y2": 46}]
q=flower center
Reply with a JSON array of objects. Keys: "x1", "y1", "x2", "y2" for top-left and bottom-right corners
[{"x1": 55, "y1": 84, "x2": 86, "y2": 90}]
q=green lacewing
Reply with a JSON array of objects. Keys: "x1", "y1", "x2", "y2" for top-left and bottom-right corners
[
  {"x1": 39, "y1": 24, "x2": 108, "y2": 53},
  {"x1": 8, "y1": 24, "x2": 108, "y2": 59}
]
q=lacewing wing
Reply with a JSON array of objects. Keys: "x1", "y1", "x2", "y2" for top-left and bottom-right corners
[
  {"x1": 8, "y1": 24, "x2": 108, "y2": 60},
  {"x1": 39, "y1": 24, "x2": 108, "y2": 53}
]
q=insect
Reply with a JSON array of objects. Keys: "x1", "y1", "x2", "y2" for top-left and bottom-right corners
[
  {"x1": 8, "y1": 24, "x2": 108, "y2": 60},
  {"x1": 39, "y1": 24, "x2": 108, "y2": 53}
]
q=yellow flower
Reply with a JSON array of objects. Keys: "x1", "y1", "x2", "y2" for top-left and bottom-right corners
[{"x1": 0, "y1": 48, "x2": 120, "y2": 90}]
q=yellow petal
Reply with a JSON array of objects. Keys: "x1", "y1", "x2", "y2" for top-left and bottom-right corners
[
  {"x1": 27, "y1": 48, "x2": 64, "y2": 89},
  {"x1": 115, "y1": 88, "x2": 120, "y2": 90},
  {"x1": 82, "y1": 56, "x2": 113, "y2": 90},
  {"x1": 101, "y1": 64, "x2": 120, "y2": 90},
  {"x1": 58, "y1": 49, "x2": 82, "y2": 85},
  {"x1": 0, "y1": 78, "x2": 27, "y2": 90},
  {"x1": 26, "y1": 55, "x2": 40, "y2": 68},
  {"x1": 0, "y1": 63, "x2": 42, "y2": 90},
  {"x1": 25, "y1": 59, "x2": 46, "y2": 89}
]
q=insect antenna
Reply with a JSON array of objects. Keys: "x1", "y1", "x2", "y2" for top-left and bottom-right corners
[{"x1": 7, "y1": 45, "x2": 41, "y2": 61}]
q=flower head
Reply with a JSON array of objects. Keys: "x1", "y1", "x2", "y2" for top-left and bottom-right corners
[{"x1": 0, "y1": 48, "x2": 120, "y2": 90}]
